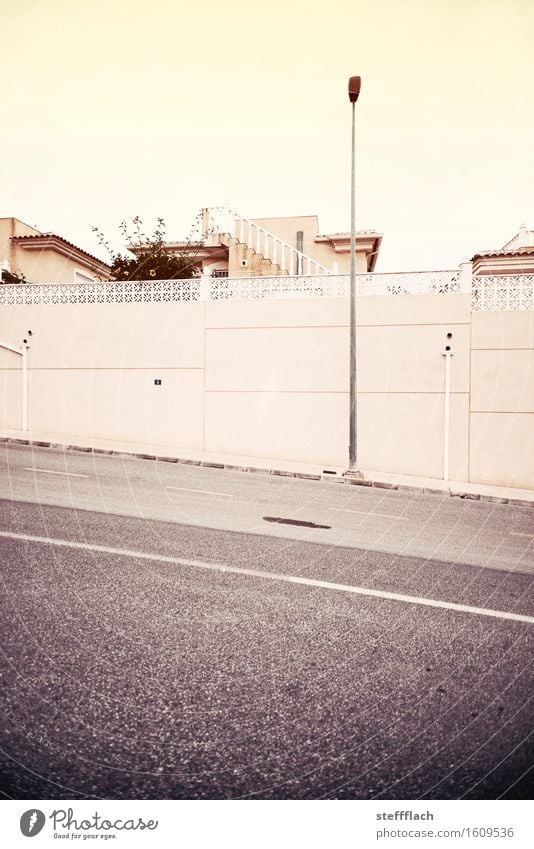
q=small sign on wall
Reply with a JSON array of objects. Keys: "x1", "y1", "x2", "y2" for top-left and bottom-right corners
[{"x1": 154, "y1": 379, "x2": 162, "y2": 386}]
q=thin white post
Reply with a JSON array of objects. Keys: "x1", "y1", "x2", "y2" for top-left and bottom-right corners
[
  {"x1": 0, "y1": 338, "x2": 28, "y2": 431},
  {"x1": 22, "y1": 345, "x2": 28, "y2": 431},
  {"x1": 442, "y1": 349, "x2": 453, "y2": 481},
  {"x1": 289, "y1": 250, "x2": 295, "y2": 276}
]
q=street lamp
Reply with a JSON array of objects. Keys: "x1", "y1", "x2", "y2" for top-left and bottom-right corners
[{"x1": 348, "y1": 75, "x2": 361, "y2": 471}]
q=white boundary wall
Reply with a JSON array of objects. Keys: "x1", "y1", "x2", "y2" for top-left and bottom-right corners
[{"x1": 1, "y1": 273, "x2": 533, "y2": 489}]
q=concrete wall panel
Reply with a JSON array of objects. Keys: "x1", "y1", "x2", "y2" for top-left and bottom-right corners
[
  {"x1": 357, "y1": 293, "x2": 470, "y2": 327},
  {"x1": 27, "y1": 369, "x2": 204, "y2": 449},
  {"x1": 206, "y1": 297, "x2": 349, "y2": 329},
  {"x1": 471, "y1": 350, "x2": 534, "y2": 412},
  {"x1": 358, "y1": 392, "x2": 469, "y2": 480},
  {"x1": 358, "y1": 324, "x2": 470, "y2": 393},
  {"x1": 0, "y1": 302, "x2": 204, "y2": 369},
  {"x1": 205, "y1": 327, "x2": 348, "y2": 393},
  {"x1": 205, "y1": 391, "x2": 347, "y2": 467},
  {"x1": 471, "y1": 310, "x2": 534, "y2": 349},
  {"x1": 0, "y1": 368, "x2": 23, "y2": 430},
  {"x1": 470, "y1": 413, "x2": 534, "y2": 489}
]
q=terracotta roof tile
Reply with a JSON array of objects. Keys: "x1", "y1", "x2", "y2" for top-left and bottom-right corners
[
  {"x1": 472, "y1": 247, "x2": 534, "y2": 261},
  {"x1": 11, "y1": 233, "x2": 111, "y2": 269}
]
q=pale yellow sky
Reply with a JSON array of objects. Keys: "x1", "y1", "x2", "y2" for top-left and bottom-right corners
[{"x1": 1, "y1": 0, "x2": 533, "y2": 271}]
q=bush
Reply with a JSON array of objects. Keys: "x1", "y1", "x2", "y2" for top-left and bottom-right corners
[{"x1": 92, "y1": 215, "x2": 203, "y2": 281}]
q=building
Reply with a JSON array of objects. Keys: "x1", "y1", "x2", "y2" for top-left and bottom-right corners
[
  {"x1": 0, "y1": 217, "x2": 110, "y2": 284},
  {"x1": 150, "y1": 207, "x2": 382, "y2": 278},
  {"x1": 472, "y1": 223, "x2": 534, "y2": 276}
]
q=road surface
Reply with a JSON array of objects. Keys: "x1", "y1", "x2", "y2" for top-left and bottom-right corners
[{"x1": 0, "y1": 443, "x2": 532, "y2": 799}]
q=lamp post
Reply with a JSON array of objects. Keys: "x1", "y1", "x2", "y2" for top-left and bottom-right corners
[{"x1": 348, "y1": 75, "x2": 361, "y2": 471}]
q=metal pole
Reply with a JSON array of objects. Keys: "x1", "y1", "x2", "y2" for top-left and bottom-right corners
[{"x1": 349, "y1": 99, "x2": 357, "y2": 469}]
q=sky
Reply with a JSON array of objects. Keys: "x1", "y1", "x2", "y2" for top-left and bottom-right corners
[{"x1": 0, "y1": 0, "x2": 533, "y2": 272}]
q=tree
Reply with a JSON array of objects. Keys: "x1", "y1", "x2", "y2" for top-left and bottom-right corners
[
  {"x1": 92, "y1": 215, "x2": 205, "y2": 281},
  {"x1": 0, "y1": 267, "x2": 27, "y2": 285}
]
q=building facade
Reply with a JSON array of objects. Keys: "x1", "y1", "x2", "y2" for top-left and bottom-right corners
[
  {"x1": 0, "y1": 218, "x2": 110, "y2": 284},
  {"x1": 158, "y1": 207, "x2": 382, "y2": 278},
  {"x1": 472, "y1": 224, "x2": 534, "y2": 276}
]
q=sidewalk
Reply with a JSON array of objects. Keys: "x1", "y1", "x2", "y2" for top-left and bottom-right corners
[{"x1": 1, "y1": 426, "x2": 533, "y2": 508}]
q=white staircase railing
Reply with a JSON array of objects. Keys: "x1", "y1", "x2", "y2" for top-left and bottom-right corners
[{"x1": 203, "y1": 206, "x2": 332, "y2": 276}]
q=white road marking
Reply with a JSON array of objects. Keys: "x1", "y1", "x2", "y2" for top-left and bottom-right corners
[
  {"x1": 331, "y1": 508, "x2": 408, "y2": 521},
  {"x1": 166, "y1": 486, "x2": 236, "y2": 498},
  {"x1": 24, "y1": 468, "x2": 88, "y2": 478},
  {"x1": 510, "y1": 531, "x2": 534, "y2": 539},
  {"x1": 1, "y1": 530, "x2": 532, "y2": 625}
]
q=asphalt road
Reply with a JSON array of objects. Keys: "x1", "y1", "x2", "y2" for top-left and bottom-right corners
[{"x1": 0, "y1": 443, "x2": 532, "y2": 799}]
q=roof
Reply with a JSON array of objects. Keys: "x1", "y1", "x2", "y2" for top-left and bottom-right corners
[
  {"x1": 11, "y1": 233, "x2": 111, "y2": 272},
  {"x1": 472, "y1": 224, "x2": 534, "y2": 261},
  {"x1": 472, "y1": 247, "x2": 534, "y2": 261},
  {"x1": 316, "y1": 230, "x2": 381, "y2": 239},
  {"x1": 315, "y1": 230, "x2": 383, "y2": 272},
  {"x1": 502, "y1": 225, "x2": 534, "y2": 251}
]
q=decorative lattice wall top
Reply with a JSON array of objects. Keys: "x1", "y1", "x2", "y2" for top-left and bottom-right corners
[
  {"x1": 209, "y1": 270, "x2": 464, "y2": 299},
  {"x1": 0, "y1": 270, "x2": 466, "y2": 305},
  {"x1": 0, "y1": 278, "x2": 201, "y2": 305},
  {"x1": 471, "y1": 275, "x2": 534, "y2": 311},
  {"x1": 1, "y1": 271, "x2": 533, "y2": 309}
]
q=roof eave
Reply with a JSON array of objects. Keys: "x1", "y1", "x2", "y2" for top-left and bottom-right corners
[{"x1": 11, "y1": 235, "x2": 111, "y2": 274}]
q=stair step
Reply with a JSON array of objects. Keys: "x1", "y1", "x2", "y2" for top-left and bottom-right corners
[{"x1": 203, "y1": 207, "x2": 333, "y2": 276}]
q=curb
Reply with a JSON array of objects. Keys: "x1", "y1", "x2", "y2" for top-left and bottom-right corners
[
  {"x1": 341, "y1": 474, "x2": 534, "y2": 508},
  {"x1": 2, "y1": 436, "x2": 533, "y2": 509}
]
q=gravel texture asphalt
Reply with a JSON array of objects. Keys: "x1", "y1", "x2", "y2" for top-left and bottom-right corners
[{"x1": 0, "y1": 444, "x2": 532, "y2": 799}]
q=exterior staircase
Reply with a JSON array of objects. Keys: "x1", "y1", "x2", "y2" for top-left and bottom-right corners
[{"x1": 202, "y1": 207, "x2": 332, "y2": 277}]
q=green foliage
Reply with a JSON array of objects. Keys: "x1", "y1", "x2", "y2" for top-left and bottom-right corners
[
  {"x1": 92, "y1": 215, "x2": 203, "y2": 281},
  {"x1": 1, "y1": 268, "x2": 27, "y2": 285}
]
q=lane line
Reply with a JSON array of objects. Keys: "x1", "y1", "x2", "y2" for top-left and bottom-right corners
[
  {"x1": 166, "y1": 486, "x2": 236, "y2": 498},
  {"x1": 330, "y1": 508, "x2": 408, "y2": 521},
  {"x1": 1, "y1": 530, "x2": 533, "y2": 625},
  {"x1": 24, "y1": 468, "x2": 88, "y2": 478}
]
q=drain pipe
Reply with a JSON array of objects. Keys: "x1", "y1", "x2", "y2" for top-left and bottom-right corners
[
  {"x1": 0, "y1": 337, "x2": 30, "y2": 431},
  {"x1": 296, "y1": 230, "x2": 303, "y2": 275},
  {"x1": 442, "y1": 334, "x2": 453, "y2": 481},
  {"x1": 22, "y1": 341, "x2": 28, "y2": 431}
]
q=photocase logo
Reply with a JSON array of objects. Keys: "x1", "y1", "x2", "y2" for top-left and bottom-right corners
[{"x1": 20, "y1": 809, "x2": 46, "y2": 837}]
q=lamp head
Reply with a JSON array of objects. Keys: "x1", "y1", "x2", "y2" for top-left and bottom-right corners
[{"x1": 348, "y1": 76, "x2": 361, "y2": 103}]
